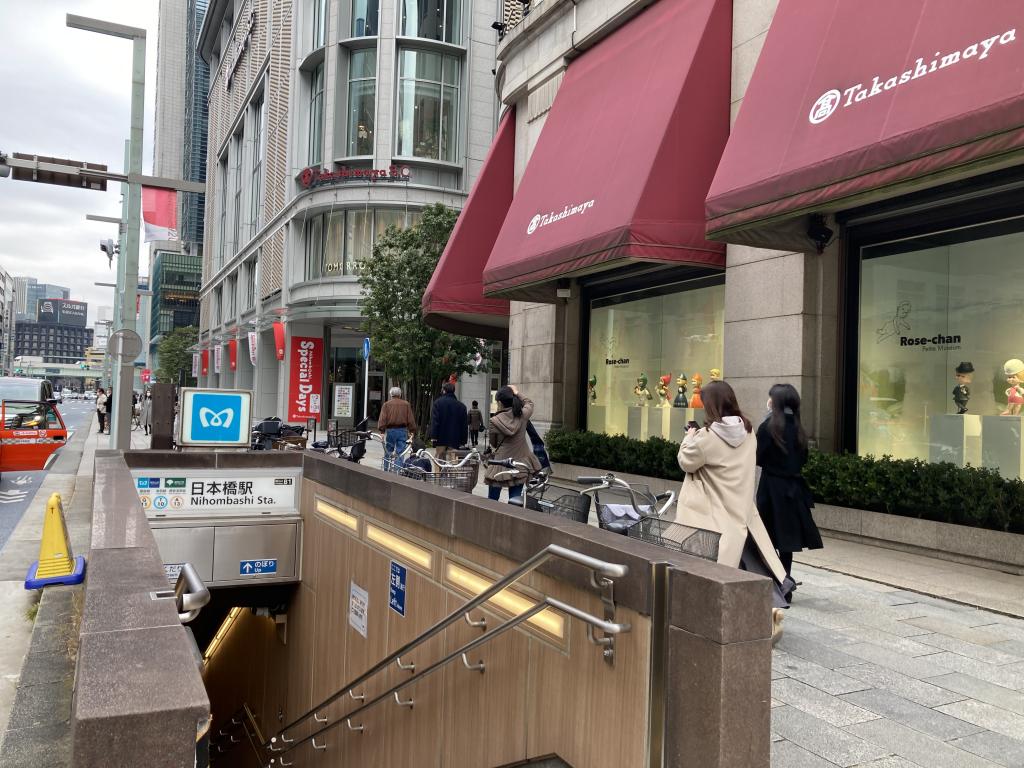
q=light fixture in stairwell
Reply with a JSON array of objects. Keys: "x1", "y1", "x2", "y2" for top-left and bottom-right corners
[
  {"x1": 315, "y1": 498, "x2": 358, "y2": 532},
  {"x1": 444, "y1": 562, "x2": 565, "y2": 639},
  {"x1": 365, "y1": 524, "x2": 433, "y2": 571},
  {"x1": 204, "y1": 606, "x2": 242, "y2": 665}
]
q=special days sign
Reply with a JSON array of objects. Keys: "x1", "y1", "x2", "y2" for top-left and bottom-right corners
[{"x1": 288, "y1": 336, "x2": 323, "y2": 421}]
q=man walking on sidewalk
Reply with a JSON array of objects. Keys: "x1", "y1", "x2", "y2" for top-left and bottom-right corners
[
  {"x1": 95, "y1": 388, "x2": 108, "y2": 434},
  {"x1": 377, "y1": 387, "x2": 417, "y2": 467},
  {"x1": 430, "y1": 382, "x2": 467, "y2": 460}
]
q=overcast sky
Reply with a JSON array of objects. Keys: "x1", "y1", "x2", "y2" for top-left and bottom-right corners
[{"x1": 0, "y1": 0, "x2": 161, "y2": 325}]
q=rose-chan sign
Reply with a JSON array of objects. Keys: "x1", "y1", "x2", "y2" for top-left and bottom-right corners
[
  {"x1": 299, "y1": 164, "x2": 411, "y2": 189},
  {"x1": 288, "y1": 336, "x2": 323, "y2": 421}
]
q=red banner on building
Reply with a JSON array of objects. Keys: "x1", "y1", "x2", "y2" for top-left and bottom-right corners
[
  {"x1": 200, "y1": 349, "x2": 209, "y2": 376},
  {"x1": 272, "y1": 321, "x2": 285, "y2": 361},
  {"x1": 287, "y1": 336, "x2": 323, "y2": 421},
  {"x1": 141, "y1": 369, "x2": 151, "y2": 384},
  {"x1": 227, "y1": 339, "x2": 238, "y2": 371}
]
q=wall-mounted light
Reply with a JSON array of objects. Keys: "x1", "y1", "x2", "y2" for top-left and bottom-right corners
[
  {"x1": 807, "y1": 213, "x2": 834, "y2": 254},
  {"x1": 491, "y1": 20, "x2": 507, "y2": 39},
  {"x1": 365, "y1": 524, "x2": 433, "y2": 572},
  {"x1": 203, "y1": 606, "x2": 242, "y2": 665},
  {"x1": 445, "y1": 562, "x2": 564, "y2": 639},
  {"x1": 315, "y1": 498, "x2": 358, "y2": 532}
]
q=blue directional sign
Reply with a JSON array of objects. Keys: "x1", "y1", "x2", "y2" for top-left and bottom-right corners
[
  {"x1": 389, "y1": 561, "x2": 407, "y2": 617},
  {"x1": 179, "y1": 388, "x2": 252, "y2": 446},
  {"x1": 362, "y1": 337, "x2": 371, "y2": 361},
  {"x1": 240, "y1": 559, "x2": 277, "y2": 576}
]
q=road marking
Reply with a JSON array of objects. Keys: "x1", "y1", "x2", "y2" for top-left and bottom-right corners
[{"x1": 12, "y1": 476, "x2": 31, "y2": 485}]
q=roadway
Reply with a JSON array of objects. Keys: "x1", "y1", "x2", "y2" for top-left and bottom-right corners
[{"x1": 0, "y1": 397, "x2": 95, "y2": 551}]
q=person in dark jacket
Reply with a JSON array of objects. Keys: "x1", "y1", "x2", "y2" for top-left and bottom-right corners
[
  {"x1": 430, "y1": 382, "x2": 468, "y2": 459},
  {"x1": 467, "y1": 401, "x2": 483, "y2": 446},
  {"x1": 755, "y1": 384, "x2": 823, "y2": 599}
]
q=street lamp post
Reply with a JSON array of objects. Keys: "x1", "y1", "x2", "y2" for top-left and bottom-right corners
[{"x1": 67, "y1": 14, "x2": 145, "y2": 451}]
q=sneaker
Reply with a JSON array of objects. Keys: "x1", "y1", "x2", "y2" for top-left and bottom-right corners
[{"x1": 771, "y1": 608, "x2": 785, "y2": 647}]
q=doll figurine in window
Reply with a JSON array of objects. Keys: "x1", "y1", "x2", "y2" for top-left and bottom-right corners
[
  {"x1": 634, "y1": 373, "x2": 653, "y2": 405},
  {"x1": 587, "y1": 375, "x2": 598, "y2": 403},
  {"x1": 689, "y1": 373, "x2": 704, "y2": 409},
  {"x1": 656, "y1": 374, "x2": 672, "y2": 405},
  {"x1": 952, "y1": 361, "x2": 973, "y2": 414},
  {"x1": 1001, "y1": 359, "x2": 1024, "y2": 416},
  {"x1": 673, "y1": 374, "x2": 688, "y2": 407},
  {"x1": 710, "y1": 367, "x2": 722, "y2": 382}
]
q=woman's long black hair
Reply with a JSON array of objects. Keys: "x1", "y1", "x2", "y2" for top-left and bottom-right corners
[
  {"x1": 767, "y1": 383, "x2": 807, "y2": 453},
  {"x1": 495, "y1": 386, "x2": 524, "y2": 418}
]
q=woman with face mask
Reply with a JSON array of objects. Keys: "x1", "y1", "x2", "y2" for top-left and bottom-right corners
[
  {"x1": 141, "y1": 390, "x2": 153, "y2": 436},
  {"x1": 756, "y1": 384, "x2": 822, "y2": 601}
]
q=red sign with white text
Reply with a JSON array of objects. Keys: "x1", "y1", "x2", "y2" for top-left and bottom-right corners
[{"x1": 287, "y1": 337, "x2": 323, "y2": 421}]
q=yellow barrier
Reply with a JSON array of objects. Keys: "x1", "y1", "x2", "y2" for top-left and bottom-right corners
[{"x1": 25, "y1": 493, "x2": 85, "y2": 589}]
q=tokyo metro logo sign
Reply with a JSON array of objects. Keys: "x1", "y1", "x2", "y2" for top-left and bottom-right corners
[
  {"x1": 198, "y1": 407, "x2": 234, "y2": 429},
  {"x1": 808, "y1": 27, "x2": 1018, "y2": 125}
]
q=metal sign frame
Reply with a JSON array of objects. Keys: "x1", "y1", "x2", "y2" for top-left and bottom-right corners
[{"x1": 177, "y1": 387, "x2": 253, "y2": 447}]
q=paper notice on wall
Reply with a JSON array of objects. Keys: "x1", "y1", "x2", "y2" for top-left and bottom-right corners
[{"x1": 349, "y1": 581, "x2": 369, "y2": 638}]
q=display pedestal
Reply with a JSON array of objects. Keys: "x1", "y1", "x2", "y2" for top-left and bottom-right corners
[
  {"x1": 627, "y1": 406, "x2": 649, "y2": 440},
  {"x1": 647, "y1": 405, "x2": 671, "y2": 442},
  {"x1": 928, "y1": 414, "x2": 981, "y2": 467},
  {"x1": 587, "y1": 405, "x2": 607, "y2": 435},
  {"x1": 668, "y1": 407, "x2": 705, "y2": 442},
  {"x1": 982, "y1": 415, "x2": 1024, "y2": 479}
]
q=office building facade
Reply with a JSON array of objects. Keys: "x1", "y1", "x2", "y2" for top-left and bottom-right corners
[{"x1": 196, "y1": 0, "x2": 498, "y2": 422}]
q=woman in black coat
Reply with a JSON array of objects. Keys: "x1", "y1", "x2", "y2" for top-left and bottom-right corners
[{"x1": 756, "y1": 384, "x2": 822, "y2": 598}]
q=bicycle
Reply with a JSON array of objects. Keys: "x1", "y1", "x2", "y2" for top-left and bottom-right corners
[
  {"x1": 401, "y1": 447, "x2": 483, "y2": 493},
  {"x1": 309, "y1": 429, "x2": 372, "y2": 463},
  {"x1": 131, "y1": 404, "x2": 142, "y2": 431}
]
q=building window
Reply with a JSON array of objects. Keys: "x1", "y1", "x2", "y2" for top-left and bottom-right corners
[
  {"x1": 226, "y1": 275, "x2": 237, "y2": 320},
  {"x1": 312, "y1": 0, "x2": 328, "y2": 48},
  {"x1": 585, "y1": 278, "x2": 725, "y2": 439},
  {"x1": 303, "y1": 208, "x2": 419, "y2": 280},
  {"x1": 400, "y1": 0, "x2": 461, "y2": 44},
  {"x1": 309, "y1": 63, "x2": 325, "y2": 165},
  {"x1": 232, "y1": 132, "x2": 244, "y2": 253},
  {"x1": 347, "y1": 50, "x2": 376, "y2": 156},
  {"x1": 352, "y1": 0, "x2": 379, "y2": 36},
  {"x1": 217, "y1": 154, "x2": 229, "y2": 267},
  {"x1": 244, "y1": 257, "x2": 258, "y2": 309},
  {"x1": 213, "y1": 287, "x2": 222, "y2": 326},
  {"x1": 396, "y1": 50, "x2": 459, "y2": 162},
  {"x1": 853, "y1": 217, "x2": 1024, "y2": 479},
  {"x1": 249, "y1": 95, "x2": 266, "y2": 238},
  {"x1": 304, "y1": 213, "x2": 324, "y2": 281}
]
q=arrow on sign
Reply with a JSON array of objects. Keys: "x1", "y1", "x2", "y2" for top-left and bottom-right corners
[{"x1": 242, "y1": 562, "x2": 253, "y2": 573}]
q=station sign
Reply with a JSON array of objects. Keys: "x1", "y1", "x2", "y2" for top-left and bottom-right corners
[{"x1": 133, "y1": 468, "x2": 301, "y2": 517}]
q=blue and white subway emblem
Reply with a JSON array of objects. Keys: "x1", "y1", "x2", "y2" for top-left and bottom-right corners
[{"x1": 188, "y1": 392, "x2": 246, "y2": 443}]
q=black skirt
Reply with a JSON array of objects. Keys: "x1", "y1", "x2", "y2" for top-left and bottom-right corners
[{"x1": 756, "y1": 472, "x2": 823, "y2": 553}]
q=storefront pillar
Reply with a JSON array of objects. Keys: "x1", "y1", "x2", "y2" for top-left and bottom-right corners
[
  {"x1": 255, "y1": 329, "x2": 278, "y2": 420},
  {"x1": 508, "y1": 301, "x2": 560, "y2": 432},
  {"x1": 723, "y1": 242, "x2": 840, "y2": 450}
]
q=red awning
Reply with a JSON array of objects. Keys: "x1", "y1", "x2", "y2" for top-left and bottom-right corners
[
  {"x1": 707, "y1": 0, "x2": 1024, "y2": 246},
  {"x1": 482, "y1": 0, "x2": 730, "y2": 300},
  {"x1": 422, "y1": 109, "x2": 514, "y2": 338}
]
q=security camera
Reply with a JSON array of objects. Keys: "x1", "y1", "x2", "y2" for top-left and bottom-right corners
[
  {"x1": 807, "y1": 213, "x2": 834, "y2": 255},
  {"x1": 99, "y1": 239, "x2": 118, "y2": 267}
]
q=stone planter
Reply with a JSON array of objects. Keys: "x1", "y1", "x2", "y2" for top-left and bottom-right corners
[
  {"x1": 551, "y1": 462, "x2": 1024, "y2": 576},
  {"x1": 811, "y1": 504, "x2": 1024, "y2": 575}
]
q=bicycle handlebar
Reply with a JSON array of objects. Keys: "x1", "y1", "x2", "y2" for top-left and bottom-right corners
[{"x1": 575, "y1": 476, "x2": 606, "y2": 485}]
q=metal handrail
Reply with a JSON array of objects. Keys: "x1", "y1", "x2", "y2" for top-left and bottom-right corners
[
  {"x1": 266, "y1": 593, "x2": 630, "y2": 761},
  {"x1": 211, "y1": 703, "x2": 266, "y2": 765},
  {"x1": 269, "y1": 544, "x2": 627, "y2": 744},
  {"x1": 174, "y1": 563, "x2": 210, "y2": 623}
]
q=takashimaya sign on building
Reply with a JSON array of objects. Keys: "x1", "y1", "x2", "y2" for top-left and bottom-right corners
[
  {"x1": 299, "y1": 165, "x2": 412, "y2": 189},
  {"x1": 809, "y1": 27, "x2": 1018, "y2": 125}
]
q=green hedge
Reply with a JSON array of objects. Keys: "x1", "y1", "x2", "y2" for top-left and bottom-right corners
[{"x1": 544, "y1": 428, "x2": 1024, "y2": 534}]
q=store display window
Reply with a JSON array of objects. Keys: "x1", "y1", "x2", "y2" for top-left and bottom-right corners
[
  {"x1": 585, "y1": 278, "x2": 724, "y2": 441},
  {"x1": 856, "y1": 220, "x2": 1024, "y2": 478}
]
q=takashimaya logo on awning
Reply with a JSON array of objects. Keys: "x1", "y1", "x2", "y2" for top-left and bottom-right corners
[
  {"x1": 809, "y1": 28, "x2": 1018, "y2": 125},
  {"x1": 527, "y1": 199, "x2": 596, "y2": 235}
]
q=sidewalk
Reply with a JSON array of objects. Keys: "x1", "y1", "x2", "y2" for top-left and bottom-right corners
[{"x1": 0, "y1": 419, "x2": 150, "y2": 736}]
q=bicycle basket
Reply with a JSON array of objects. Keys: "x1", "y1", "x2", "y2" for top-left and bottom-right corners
[
  {"x1": 594, "y1": 484, "x2": 659, "y2": 534},
  {"x1": 525, "y1": 484, "x2": 591, "y2": 524},
  {"x1": 334, "y1": 429, "x2": 363, "y2": 448},
  {"x1": 400, "y1": 462, "x2": 479, "y2": 493},
  {"x1": 625, "y1": 518, "x2": 721, "y2": 561}
]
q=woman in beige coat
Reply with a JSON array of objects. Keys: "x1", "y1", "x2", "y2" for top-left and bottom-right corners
[
  {"x1": 673, "y1": 380, "x2": 793, "y2": 641},
  {"x1": 484, "y1": 386, "x2": 542, "y2": 503}
]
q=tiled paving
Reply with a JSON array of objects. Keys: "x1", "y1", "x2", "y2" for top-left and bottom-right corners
[{"x1": 772, "y1": 567, "x2": 1024, "y2": 767}]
